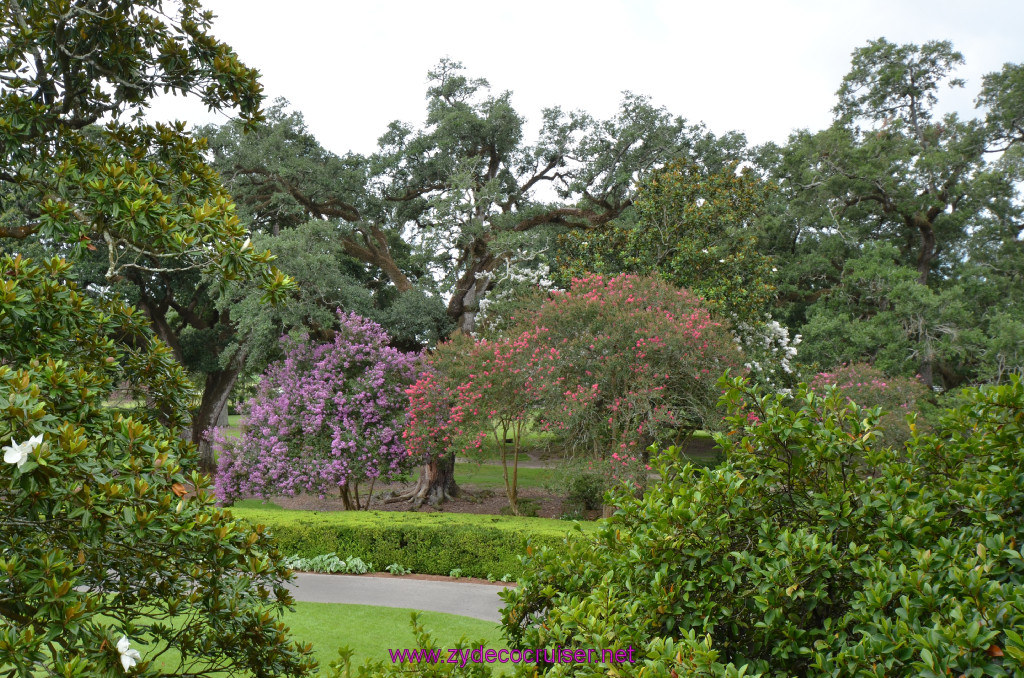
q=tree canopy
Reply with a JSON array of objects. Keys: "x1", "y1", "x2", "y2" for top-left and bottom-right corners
[
  {"x1": 208, "y1": 61, "x2": 746, "y2": 334},
  {"x1": 760, "y1": 38, "x2": 1024, "y2": 388}
]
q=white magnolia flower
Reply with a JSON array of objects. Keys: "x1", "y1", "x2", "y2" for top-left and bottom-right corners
[
  {"x1": 3, "y1": 434, "x2": 43, "y2": 468},
  {"x1": 240, "y1": 237, "x2": 252, "y2": 251},
  {"x1": 117, "y1": 636, "x2": 141, "y2": 673}
]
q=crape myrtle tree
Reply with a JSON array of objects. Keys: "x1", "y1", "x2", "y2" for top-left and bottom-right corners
[
  {"x1": 519, "y1": 275, "x2": 739, "y2": 459},
  {"x1": 405, "y1": 275, "x2": 740, "y2": 512},
  {"x1": 759, "y1": 39, "x2": 1024, "y2": 389},
  {"x1": 0, "y1": 0, "x2": 316, "y2": 673},
  {"x1": 404, "y1": 331, "x2": 551, "y2": 513},
  {"x1": 214, "y1": 313, "x2": 422, "y2": 509}
]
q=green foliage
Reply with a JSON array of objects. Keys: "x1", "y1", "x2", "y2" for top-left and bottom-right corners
[
  {"x1": 799, "y1": 243, "x2": 981, "y2": 383},
  {"x1": 562, "y1": 467, "x2": 605, "y2": 512},
  {"x1": 211, "y1": 60, "x2": 744, "y2": 334},
  {"x1": 0, "y1": 0, "x2": 301, "y2": 475},
  {"x1": 385, "y1": 563, "x2": 412, "y2": 576},
  {"x1": 809, "y1": 362, "x2": 934, "y2": 446},
  {"x1": 0, "y1": 3, "x2": 321, "y2": 673},
  {"x1": 559, "y1": 158, "x2": 776, "y2": 324},
  {"x1": 502, "y1": 374, "x2": 1024, "y2": 676},
  {"x1": 0, "y1": 0, "x2": 291, "y2": 300},
  {"x1": 0, "y1": 254, "x2": 315, "y2": 676},
  {"x1": 500, "y1": 499, "x2": 540, "y2": 518},
  {"x1": 761, "y1": 39, "x2": 1024, "y2": 390},
  {"x1": 231, "y1": 507, "x2": 594, "y2": 579},
  {"x1": 979, "y1": 62, "x2": 1024, "y2": 148}
]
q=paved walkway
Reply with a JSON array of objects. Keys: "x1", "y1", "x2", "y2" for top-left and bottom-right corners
[{"x1": 289, "y1": 574, "x2": 512, "y2": 622}]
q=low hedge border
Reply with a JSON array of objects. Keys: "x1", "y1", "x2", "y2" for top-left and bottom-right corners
[{"x1": 231, "y1": 506, "x2": 596, "y2": 579}]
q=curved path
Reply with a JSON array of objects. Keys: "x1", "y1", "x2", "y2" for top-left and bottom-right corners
[{"x1": 288, "y1": 574, "x2": 512, "y2": 622}]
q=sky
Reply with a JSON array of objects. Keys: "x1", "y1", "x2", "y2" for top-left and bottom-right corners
[{"x1": 150, "y1": 0, "x2": 1024, "y2": 157}]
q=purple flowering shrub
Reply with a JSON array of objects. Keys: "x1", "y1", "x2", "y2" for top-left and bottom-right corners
[{"x1": 214, "y1": 312, "x2": 422, "y2": 508}]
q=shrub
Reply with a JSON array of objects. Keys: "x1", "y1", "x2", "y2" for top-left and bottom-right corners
[
  {"x1": 809, "y1": 361, "x2": 932, "y2": 446},
  {"x1": 502, "y1": 374, "x2": 1024, "y2": 676},
  {"x1": 0, "y1": 255, "x2": 314, "y2": 676},
  {"x1": 215, "y1": 312, "x2": 421, "y2": 508},
  {"x1": 565, "y1": 470, "x2": 605, "y2": 512},
  {"x1": 231, "y1": 507, "x2": 595, "y2": 579}
]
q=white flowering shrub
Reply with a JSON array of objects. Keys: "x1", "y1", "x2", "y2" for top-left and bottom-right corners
[
  {"x1": 473, "y1": 249, "x2": 559, "y2": 337},
  {"x1": 733, "y1": 316, "x2": 802, "y2": 391}
]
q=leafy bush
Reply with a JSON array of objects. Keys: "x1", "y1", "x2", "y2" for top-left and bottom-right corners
[
  {"x1": 231, "y1": 508, "x2": 595, "y2": 579},
  {"x1": 0, "y1": 256, "x2": 315, "y2": 676},
  {"x1": 385, "y1": 563, "x2": 412, "y2": 576},
  {"x1": 215, "y1": 312, "x2": 421, "y2": 508},
  {"x1": 809, "y1": 361, "x2": 933, "y2": 446},
  {"x1": 560, "y1": 463, "x2": 605, "y2": 512},
  {"x1": 502, "y1": 374, "x2": 1024, "y2": 676}
]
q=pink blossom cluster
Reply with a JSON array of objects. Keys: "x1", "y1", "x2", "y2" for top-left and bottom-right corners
[{"x1": 214, "y1": 312, "x2": 422, "y2": 502}]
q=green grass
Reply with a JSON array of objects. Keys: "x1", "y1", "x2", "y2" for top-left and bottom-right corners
[
  {"x1": 219, "y1": 413, "x2": 244, "y2": 439},
  {"x1": 113, "y1": 602, "x2": 507, "y2": 675},
  {"x1": 285, "y1": 602, "x2": 507, "y2": 670},
  {"x1": 455, "y1": 462, "x2": 548, "y2": 490},
  {"x1": 462, "y1": 421, "x2": 560, "y2": 462}
]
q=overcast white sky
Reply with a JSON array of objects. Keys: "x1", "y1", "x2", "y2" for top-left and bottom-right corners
[{"x1": 151, "y1": 0, "x2": 1024, "y2": 156}]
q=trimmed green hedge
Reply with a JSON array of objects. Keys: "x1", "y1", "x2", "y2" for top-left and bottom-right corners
[{"x1": 231, "y1": 506, "x2": 596, "y2": 579}]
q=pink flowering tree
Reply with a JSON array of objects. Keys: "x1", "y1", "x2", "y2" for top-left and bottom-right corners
[
  {"x1": 404, "y1": 330, "x2": 557, "y2": 514},
  {"x1": 214, "y1": 312, "x2": 422, "y2": 509},
  {"x1": 527, "y1": 275, "x2": 740, "y2": 464},
  {"x1": 400, "y1": 365, "x2": 462, "y2": 509},
  {"x1": 405, "y1": 275, "x2": 740, "y2": 512},
  {"x1": 809, "y1": 362, "x2": 932, "y2": 447}
]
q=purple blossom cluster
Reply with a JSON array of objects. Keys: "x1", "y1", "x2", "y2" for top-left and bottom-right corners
[{"x1": 214, "y1": 312, "x2": 422, "y2": 503}]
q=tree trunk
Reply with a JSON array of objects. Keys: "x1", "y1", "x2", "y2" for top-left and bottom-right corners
[
  {"x1": 386, "y1": 453, "x2": 459, "y2": 509},
  {"x1": 192, "y1": 364, "x2": 243, "y2": 474},
  {"x1": 913, "y1": 214, "x2": 937, "y2": 285}
]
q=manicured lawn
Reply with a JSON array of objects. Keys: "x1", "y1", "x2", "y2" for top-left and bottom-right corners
[
  {"x1": 284, "y1": 602, "x2": 507, "y2": 670},
  {"x1": 220, "y1": 413, "x2": 244, "y2": 439},
  {"x1": 462, "y1": 421, "x2": 560, "y2": 462},
  {"x1": 455, "y1": 462, "x2": 548, "y2": 490},
  {"x1": 121, "y1": 603, "x2": 507, "y2": 675}
]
